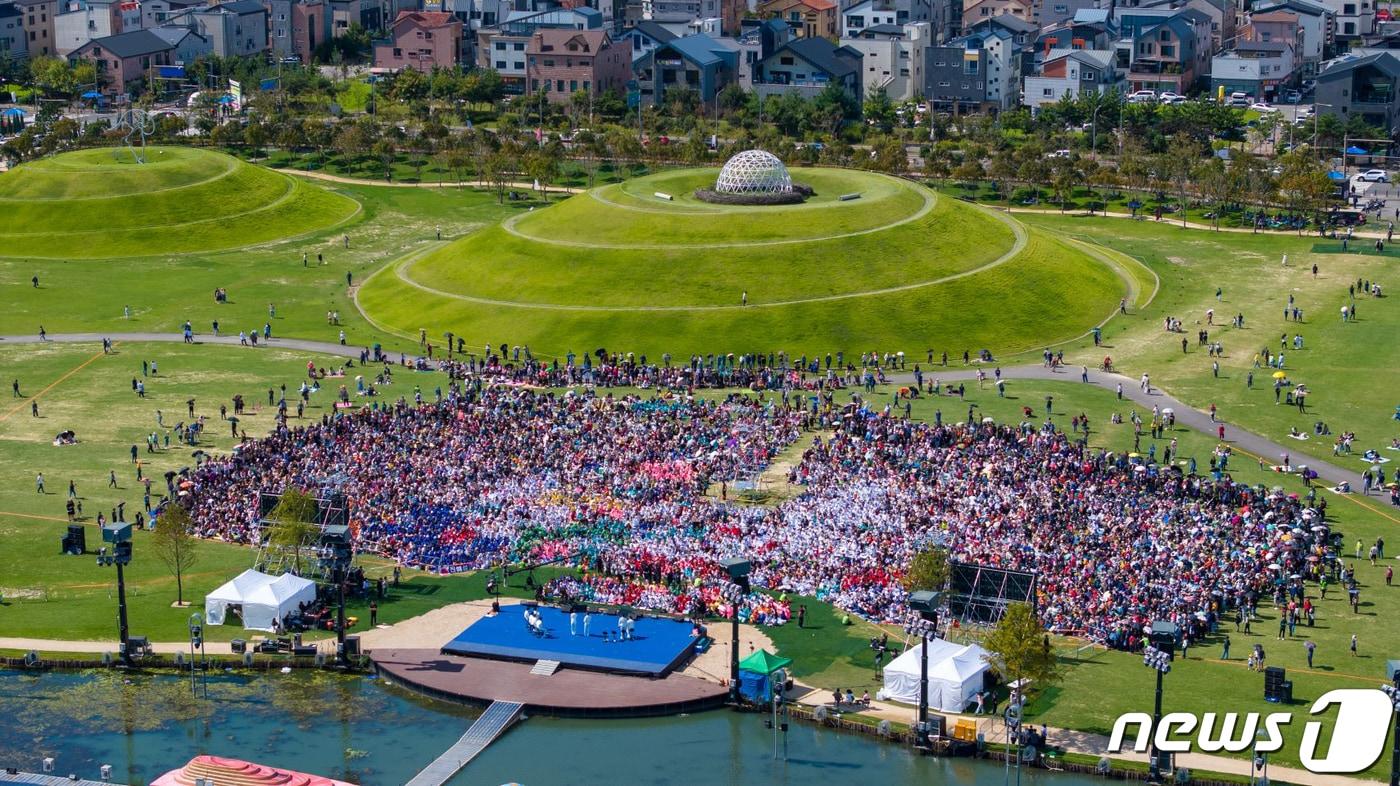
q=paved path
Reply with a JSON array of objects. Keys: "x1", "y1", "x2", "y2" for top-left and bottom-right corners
[
  {"x1": 283, "y1": 168, "x2": 585, "y2": 194},
  {"x1": 1008, "y1": 206, "x2": 1393, "y2": 242},
  {"x1": 0, "y1": 333, "x2": 1374, "y2": 492}
]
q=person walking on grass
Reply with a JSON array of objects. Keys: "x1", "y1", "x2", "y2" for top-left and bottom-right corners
[
  {"x1": 1305, "y1": 639, "x2": 1316, "y2": 668},
  {"x1": 1350, "y1": 634, "x2": 1358, "y2": 657},
  {"x1": 36, "y1": 473, "x2": 44, "y2": 494}
]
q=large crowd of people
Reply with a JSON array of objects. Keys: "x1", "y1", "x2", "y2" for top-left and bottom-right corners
[{"x1": 185, "y1": 385, "x2": 1331, "y2": 642}]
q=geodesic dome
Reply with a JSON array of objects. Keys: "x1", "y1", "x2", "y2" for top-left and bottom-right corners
[{"x1": 715, "y1": 150, "x2": 793, "y2": 194}]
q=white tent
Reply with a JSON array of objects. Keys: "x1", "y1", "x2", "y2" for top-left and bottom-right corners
[
  {"x1": 878, "y1": 639, "x2": 992, "y2": 712},
  {"x1": 204, "y1": 569, "x2": 317, "y2": 631}
]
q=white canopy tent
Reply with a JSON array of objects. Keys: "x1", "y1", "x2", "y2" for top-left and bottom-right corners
[
  {"x1": 878, "y1": 639, "x2": 992, "y2": 712},
  {"x1": 204, "y1": 569, "x2": 317, "y2": 631}
]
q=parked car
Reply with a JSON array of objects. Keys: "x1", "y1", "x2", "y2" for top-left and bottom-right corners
[
  {"x1": 1127, "y1": 89, "x2": 1157, "y2": 103},
  {"x1": 1358, "y1": 169, "x2": 1390, "y2": 182},
  {"x1": 1157, "y1": 91, "x2": 1185, "y2": 103},
  {"x1": 1249, "y1": 102, "x2": 1279, "y2": 112},
  {"x1": 1282, "y1": 90, "x2": 1302, "y2": 104},
  {"x1": 1226, "y1": 91, "x2": 1252, "y2": 107}
]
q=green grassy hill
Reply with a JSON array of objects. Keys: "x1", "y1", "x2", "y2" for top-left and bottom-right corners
[
  {"x1": 359, "y1": 168, "x2": 1133, "y2": 357},
  {"x1": 0, "y1": 147, "x2": 360, "y2": 258}
]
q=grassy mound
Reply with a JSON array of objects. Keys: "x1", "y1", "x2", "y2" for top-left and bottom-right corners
[
  {"x1": 0, "y1": 147, "x2": 360, "y2": 258},
  {"x1": 359, "y1": 167, "x2": 1129, "y2": 357}
]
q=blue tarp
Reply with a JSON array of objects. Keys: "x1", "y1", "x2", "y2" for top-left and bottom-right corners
[
  {"x1": 80, "y1": 90, "x2": 101, "y2": 99},
  {"x1": 259, "y1": 78, "x2": 279, "y2": 91},
  {"x1": 157, "y1": 65, "x2": 185, "y2": 78},
  {"x1": 1328, "y1": 171, "x2": 1347, "y2": 181},
  {"x1": 1345, "y1": 146, "x2": 1368, "y2": 155},
  {"x1": 737, "y1": 670, "x2": 772, "y2": 703}
]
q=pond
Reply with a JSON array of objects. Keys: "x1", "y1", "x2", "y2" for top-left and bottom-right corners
[{"x1": 0, "y1": 669, "x2": 1100, "y2": 786}]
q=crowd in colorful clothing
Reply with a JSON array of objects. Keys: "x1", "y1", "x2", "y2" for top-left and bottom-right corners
[{"x1": 186, "y1": 386, "x2": 1330, "y2": 640}]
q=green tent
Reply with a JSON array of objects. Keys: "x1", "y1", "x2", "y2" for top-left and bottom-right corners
[{"x1": 739, "y1": 649, "x2": 792, "y2": 675}]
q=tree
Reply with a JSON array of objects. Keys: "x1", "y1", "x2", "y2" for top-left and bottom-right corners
[
  {"x1": 902, "y1": 547, "x2": 949, "y2": 593},
  {"x1": 152, "y1": 503, "x2": 200, "y2": 606},
  {"x1": 29, "y1": 56, "x2": 81, "y2": 96},
  {"x1": 372, "y1": 138, "x2": 397, "y2": 181},
  {"x1": 1162, "y1": 132, "x2": 1199, "y2": 227},
  {"x1": 265, "y1": 488, "x2": 320, "y2": 575},
  {"x1": 983, "y1": 603, "x2": 1061, "y2": 694},
  {"x1": 862, "y1": 88, "x2": 897, "y2": 133}
]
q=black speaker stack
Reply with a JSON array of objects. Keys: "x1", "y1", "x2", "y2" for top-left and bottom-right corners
[
  {"x1": 60, "y1": 524, "x2": 86, "y2": 555},
  {"x1": 1263, "y1": 666, "x2": 1292, "y2": 703}
]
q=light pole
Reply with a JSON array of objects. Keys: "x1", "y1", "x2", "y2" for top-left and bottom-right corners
[
  {"x1": 188, "y1": 612, "x2": 207, "y2": 698},
  {"x1": 1143, "y1": 641, "x2": 1174, "y2": 780},
  {"x1": 1250, "y1": 728, "x2": 1270, "y2": 786},
  {"x1": 97, "y1": 522, "x2": 134, "y2": 664},
  {"x1": 720, "y1": 558, "x2": 751, "y2": 704},
  {"x1": 907, "y1": 590, "x2": 941, "y2": 729}
]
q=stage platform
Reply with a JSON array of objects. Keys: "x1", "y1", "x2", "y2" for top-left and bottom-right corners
[
  {"x1": 441, "y1": 605, "x2": 697, "y2": 677},
  {"x1": 372, "y1": 649, "x2": 728, "y2": 718}
]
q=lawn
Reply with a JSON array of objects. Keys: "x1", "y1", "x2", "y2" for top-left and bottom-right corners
[
  {"x1": 0, "y1": 341, "x2": 455, "y2": 643},
  {"x1": 1014, "y1": 213, "x2": 1400, "y2": 475},
  {"x1": 0, "y1": 148, "x2": 359, "y2": 258}
]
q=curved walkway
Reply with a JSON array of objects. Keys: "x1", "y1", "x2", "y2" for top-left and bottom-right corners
[
  {"x1": 390, "y1": 201, "x2": 1028, "y2": 312},
  {"x1": 501, "y1": 187, "x2": 938, "y2": 250},
  {"x1": 0, "y1": 332, "x2": 1371, "y2": 493},
  {"x1": 284, "y1": 168, "x2": 585, "y2": 194},
  {"x1": 1010, "y1": 206, "x2": 1392, "y2": 241}
]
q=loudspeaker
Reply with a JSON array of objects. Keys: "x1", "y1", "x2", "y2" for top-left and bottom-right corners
[
  {"x1": 344, "y1": 635, "x2": 360, "y2": 657},
  {"x1": 230, "y1": 639, "x2": 247, "y2": 654},
  {"x1": 67, "y1": 524, "x2": 86, "y2": 553},
  {"x1": 1264, "y1": 667, "x2": 1288, "y2": 701},
  {"x1": 293, "y1": 646, "x2": 318, "y2": 657}
]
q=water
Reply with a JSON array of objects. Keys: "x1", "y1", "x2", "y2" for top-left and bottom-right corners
[{"x1": 0, "y1": 669, "x2": 1098, "y2": 786}]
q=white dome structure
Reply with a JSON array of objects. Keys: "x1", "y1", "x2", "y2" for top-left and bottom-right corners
[{"x1": 715, "y1": 150, "x2": 793, "y2": 194}]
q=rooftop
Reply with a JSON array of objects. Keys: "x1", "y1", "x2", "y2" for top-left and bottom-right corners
[{"x1": 80, "y1": 28, "x2": 177, "y2": 58}]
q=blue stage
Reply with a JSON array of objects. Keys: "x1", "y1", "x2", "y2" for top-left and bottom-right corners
[{"x1": 442, "y1": 604, "x2": 698, "y2": 677}]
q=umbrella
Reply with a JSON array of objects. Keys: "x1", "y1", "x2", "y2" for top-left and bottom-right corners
[
  {"x1": 1345, "y1": 145, "x2": 1368, "y2": 155},
  {"x1": 219, "y1": 94, "x2": 236, "y2": 104},
  {"x1": 80, "y1": 90, "x2": 101, "y2": 99},
  {"x1": 1, "y1": 107, "x2": 24, "y2": 117},
  {"x1": 1272, "y1": 371, "x2": 1287, "y2": 379}
]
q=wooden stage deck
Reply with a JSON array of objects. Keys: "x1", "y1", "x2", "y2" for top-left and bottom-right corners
[{"x1": 372, "y1": 649, "x2": 728, "y2": 718}]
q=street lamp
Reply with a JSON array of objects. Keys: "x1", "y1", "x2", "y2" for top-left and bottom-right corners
[
  {"x1": 720, "y1": 558, "x2": 751, "y2": 704},
  {"x1": 187, "y1": 611, "x2": 207, "y2": 698},
  {"x1": 1143, "y1": 633, "x2": 1175, "y2": 780},
  {"x1": 96, "y1": 522, "x2": 134, "y2": 664}
]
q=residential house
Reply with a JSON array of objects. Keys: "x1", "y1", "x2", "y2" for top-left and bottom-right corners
[
  {"x1": 634, "y1": 31, "x2": 737, "y2": 105},
  {"x1": 756, "y1": 0, "x2": 838, "y2": 40},
  {"x1": 841, "y1": 20, "x2": 930, "y2": 98},
  {"x1": 965, "y1": 13, "x2": 1035, "y2": 74},
  {"x1": 1118, "y1": 8, "x2": 1212, "y2": 94},
  {"x1": 1314, "y1": 50, "x2": 1397, "y2": 130},
  {"x1": 374, "y1": 10, "x2": 463, "y2": 71},
  {"x1": 1137, "y1": 0, "x2": 1236, "y2": 50},
  {"x1": 266, "y1": 0, "x2": 331, "y2": 63},
  {"x1": 1316, "y1": 0, "x2": 1373, "y2": 40},
  {"x1": 70, "y1": 27, "x2": 209, "y2": 94},
  {"x1": 55, "y1": 0, "x2": 135, "y2": 56},
  {"x1": 841, "y1": 0, "x2": 900, "y2": 37},
  {"x1": 1035, "y1": 17, "x2": 1114, "y2": 56},
  {"x1": 141, "y1": 0, "x2": 202, "y2": 29},
  {"x1": 476, "y1": 7, "x2": 601, "y2": 92},
  {"x1": 961, "y1": 0, "x2": 1031, "y2": 29},
  {"x1": 15, "y1": 0, "x2": 57, "y2": 58},
  {"x1": 525, "y1": 28, "x2": 630, "y2": 102},
  {"x1": 924, "y1": 26, "x2": 1021, "y2": 112},
  {"x1": 179, "y1": 0, "x2": 268, "y2": 57},
  {"x1": 1210, "y1": 40, "x2": 1296, "y2": 100},
  {"x1": 717, "y1": 17, "x2": 789, "y2": 86},
  {"x1": 0, "y1": 3, "x2": 25, "y2": 62},
  {"x1": 1031, "y1": 0, "x2": 1107, "y2": 28},
  {"x1": 1023, "y1": 47, "x2": 1120, "y2": 107},
  {"x1": 753, "y1": 32, "x2": 862, "y2": 99},
  {"x1": 1252, "y1": 0, "x2": 1332, "y2": 76},
  {"x1": 625, "y1": 18, "x2": 675, "y2": 61}
]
